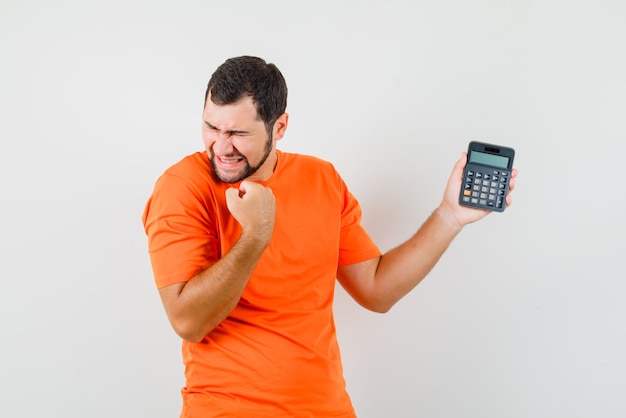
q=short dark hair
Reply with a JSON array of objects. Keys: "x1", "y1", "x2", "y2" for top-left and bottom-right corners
[{"x1": 205, "y1": 56, "x2": 288, "y2": 132}]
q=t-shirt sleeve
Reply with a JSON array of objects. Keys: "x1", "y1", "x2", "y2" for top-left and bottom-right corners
[
  {"x1": 337, "y1": 177, "x2": 381, "y2": 266},
  {"x1": 142, "y1": 173, "x2": 219, "y2": 289}
]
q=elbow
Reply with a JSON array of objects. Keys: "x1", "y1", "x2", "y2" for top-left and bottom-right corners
[
  {"x1": 173, "y1": 326, "x2": 203, "y2": 343},
  {"x1": 368, "y1": 302, "x2": 395, "y2": 314},
  {"x1": 358, "y1": 297, "x2": 397, "y2": 314},
  {"x1": 370, "y1": 304, "x2": 392, "y2": 314},
  {"x1": 164, "y1": 302, "x2": 227, "y2": 343},
  {"x1": 175, "y1": 328, "x2": 207, "y2": 344},
  {"x1": 170, "y1": 318, "x2": 211, "y2": 343},
  {"x1": 346, "y1": 287, "x2": 399, "y2": 314},
  {"x1": 179, "y1": 332, "x2": 206, "y2": 344}
]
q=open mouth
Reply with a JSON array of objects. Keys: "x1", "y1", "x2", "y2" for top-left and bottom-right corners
[{"x1": 217, "y1": 155, "x2": 245, "y2": 167}]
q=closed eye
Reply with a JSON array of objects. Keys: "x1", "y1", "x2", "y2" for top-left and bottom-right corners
[{"x1": 204, "y1": 121, "x2": 251, "y2": 137}]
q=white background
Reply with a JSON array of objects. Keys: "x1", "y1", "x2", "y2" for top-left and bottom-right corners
[{"x1": 1, "y1": 1, "x2": 625, "y2": 417}]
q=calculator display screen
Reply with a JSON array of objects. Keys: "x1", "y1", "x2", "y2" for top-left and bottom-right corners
[{"x1": 470, "y1": 151, "x2": 509, "y2": 169}]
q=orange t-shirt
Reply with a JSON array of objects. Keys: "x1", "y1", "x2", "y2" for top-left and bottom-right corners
[{"x1": 143, "y1": 150, "x2": 381, "y2": 417}]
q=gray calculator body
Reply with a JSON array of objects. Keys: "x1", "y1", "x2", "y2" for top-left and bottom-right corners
[{"x1": 459, "y1": 141, "x2": 515, "y2": 212}]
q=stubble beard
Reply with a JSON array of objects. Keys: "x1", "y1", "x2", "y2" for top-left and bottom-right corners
[{"x1": 209, "y1": 131, "x2": 274, "y2": 184}]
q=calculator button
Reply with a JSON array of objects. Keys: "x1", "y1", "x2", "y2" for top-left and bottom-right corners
[{"x1": 462, "y1": 166, "x2": 511, "y2": 211}]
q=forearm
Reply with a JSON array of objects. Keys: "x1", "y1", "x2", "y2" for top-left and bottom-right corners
[
  {"x1": 371, "y1": 207, "x2": 463, "y2": 310},
  {"x1": 163, "y1": 232, "x2": 268, "y2": 342},
  {"x1": 339, "y1": 153, "x2": 515, "y2": 313}
]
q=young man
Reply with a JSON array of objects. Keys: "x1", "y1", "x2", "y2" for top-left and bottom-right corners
[{"x1": 142, "y1": 56, "x2": 517, "y2": 417}]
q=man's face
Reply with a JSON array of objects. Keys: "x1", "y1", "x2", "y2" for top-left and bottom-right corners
[{"x1": 202, "y1": 96, "x2": 276, "y2": 184}]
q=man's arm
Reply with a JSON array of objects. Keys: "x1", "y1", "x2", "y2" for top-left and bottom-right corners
[
  {"x1": 158, "y1": 181, "x2": 276, "y2": 343},
  {"x1": 336, "y1": 153, "x2": 518, "y2": 313}
]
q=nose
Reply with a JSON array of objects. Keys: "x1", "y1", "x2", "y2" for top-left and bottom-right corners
[{"x1": 211, "y1": 131, "x2": 235, "y2": 155}]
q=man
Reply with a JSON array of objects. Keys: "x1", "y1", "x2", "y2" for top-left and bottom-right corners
[{"x1": 142, "y1": 56, "x2": 517, "y2": 417}]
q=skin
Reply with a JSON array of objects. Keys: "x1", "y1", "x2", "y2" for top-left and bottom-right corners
[
  {"x1": 158, "y1": 95, "x2": 518, "y2": 342},
  {"x1": 337, "y1": 154, "x2": 517, "y2": 312}
]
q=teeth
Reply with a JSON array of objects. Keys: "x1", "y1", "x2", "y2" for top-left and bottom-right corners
[{"x1": 220, "y1": 157, "x2": 242, "y2": 164}]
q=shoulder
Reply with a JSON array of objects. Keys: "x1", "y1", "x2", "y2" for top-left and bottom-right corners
[
  {"x1": 149, "y1": 151, "x2": 222, "y2": 206},
  {"x1": 275, "y1": 151, "x2": 348, "y2": 198},
  {"x1": 162, "y1": 151, "x2": 211, "y2": 178},
  {"x1": 278, "y1": 151, "x2": 339, "y2": 177},
  {"x1": 156, "y1": 152, "x2": 213, "y2": 188}
]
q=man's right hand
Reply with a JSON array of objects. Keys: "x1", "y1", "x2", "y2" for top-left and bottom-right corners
[
  {"x1": 158, "y1": 180, "x2": 276, "y2": 343},
  {"x1": 225, "y1": 180, "x2": 276, "y2": 246}
]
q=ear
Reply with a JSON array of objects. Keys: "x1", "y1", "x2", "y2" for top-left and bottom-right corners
[{"x1": 272, "y1": 113, "x2": 289, "y2": 142}]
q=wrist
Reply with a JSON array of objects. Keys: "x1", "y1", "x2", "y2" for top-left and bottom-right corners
[
  {"x1": 432, "y1": 206, "x2": 464, "y2": 233},
  {"x1": 239, "y1": 228, "x2": 272, "y2": 251}
]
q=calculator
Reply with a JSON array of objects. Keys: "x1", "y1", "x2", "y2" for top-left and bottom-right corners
[{"x1": 459, "y1": 141, "x2": 515, "y2": 212}]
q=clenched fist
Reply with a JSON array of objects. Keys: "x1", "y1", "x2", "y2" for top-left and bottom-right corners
[{"x1": 225, "y1": 180, "x2": 276, "y2": 246}]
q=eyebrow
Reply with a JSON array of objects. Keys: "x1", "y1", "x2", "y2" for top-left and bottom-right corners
[{"x1": 204, "y1": 121, "x2": 251, "y2": 136}]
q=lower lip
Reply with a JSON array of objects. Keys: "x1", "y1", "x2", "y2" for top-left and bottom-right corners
[{"x1": 217, "y1": 156, "x2": 245, "y2": 169}]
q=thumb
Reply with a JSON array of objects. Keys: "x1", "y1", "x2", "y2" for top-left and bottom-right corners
[
  {"x1": 225, "y1": 187, "x2": 242, "y2": 202},
  {"x1": 454, "y1": 152, "x2": 467, "y2": 173}
]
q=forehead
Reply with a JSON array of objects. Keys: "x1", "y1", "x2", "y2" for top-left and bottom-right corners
[{"x1": 203, "y1": 95, "x2": 261, "y2": 129}]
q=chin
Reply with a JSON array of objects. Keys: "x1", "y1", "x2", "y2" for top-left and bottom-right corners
[{"x1": 216, "y1": 172, "x2": 245, "y2": 184}]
